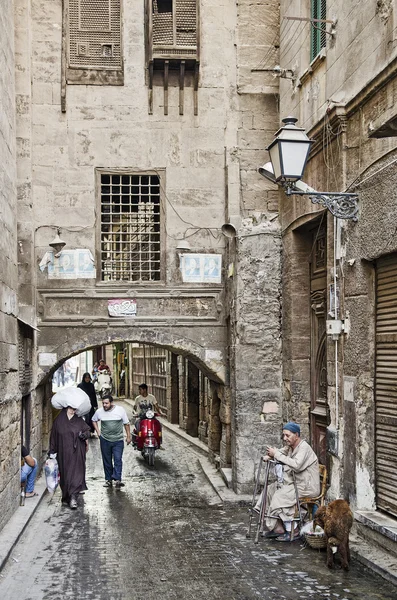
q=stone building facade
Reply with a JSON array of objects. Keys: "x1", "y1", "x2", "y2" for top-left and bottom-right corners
[
  {"x1": 275, "y1": 0, "x2": 397, "y2": 541},
  {"x1": 0, "y1": 1, "x2": 19, "y2": 533},
  {"x1": 0, "y1": 0, "x2": 283, "y2": 526}
]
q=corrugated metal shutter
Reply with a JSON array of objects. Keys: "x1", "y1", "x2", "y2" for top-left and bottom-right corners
[{"x1": 375, "y1": 253, "x2": 397, "y2": 516}]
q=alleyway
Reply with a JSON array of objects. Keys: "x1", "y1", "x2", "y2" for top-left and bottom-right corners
[{"x1": 0, "y1": 404, "x2": 396, "y2": 600}]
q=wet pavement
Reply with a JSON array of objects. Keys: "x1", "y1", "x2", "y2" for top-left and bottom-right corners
[{"x1": 0, "y1": 402, "x2": 396, "y2": 600}]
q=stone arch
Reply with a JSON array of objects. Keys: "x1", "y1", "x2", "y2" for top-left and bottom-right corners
[{"x1": 37, "y1": 324, "x2": 226, "y2": 386}]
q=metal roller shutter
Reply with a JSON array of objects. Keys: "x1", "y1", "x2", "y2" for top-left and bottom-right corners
[{"x1": 376, "y1": 253, "x2": 397, "y2": 516}]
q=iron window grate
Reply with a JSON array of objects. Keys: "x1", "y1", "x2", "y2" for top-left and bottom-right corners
[{"x1": 100, "y1": 173, "x2": 161, "y2": 282}]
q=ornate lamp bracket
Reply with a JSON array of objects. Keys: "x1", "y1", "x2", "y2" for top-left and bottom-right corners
[{"x1": 285, "y1": 186, "x2": 359, "y2": 221}]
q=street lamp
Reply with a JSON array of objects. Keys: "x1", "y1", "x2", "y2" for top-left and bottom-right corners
[
  {"x1": 259, "y1": 116, "x2": 359, "y2": 221},
  {"x1": 49, "y1": 228, "x2": 66, "y2": 257}
]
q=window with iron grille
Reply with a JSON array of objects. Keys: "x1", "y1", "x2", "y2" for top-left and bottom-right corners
[
  {"x1": 310, "y1": 0, "x2": 327, "y2": 62},
  {"x1": 100, "y1": 173, "x2": 162, "y2": 282}
]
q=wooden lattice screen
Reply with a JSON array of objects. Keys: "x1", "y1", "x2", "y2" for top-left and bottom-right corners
[
  {"x1": 62, "y1": 0, "x2": 123, "y2": 108},
  {"x1": 147, "y1": 0, "x2": 199, "y2": 115}
]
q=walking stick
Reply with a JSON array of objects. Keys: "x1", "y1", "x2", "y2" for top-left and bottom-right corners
[
  {"x1": 246, "y1": 457, "x2": 263, "y2": 538},
  {"x1": 291, "y1": 471, "x2": 303, "y2": 540},
  {"x1": 255, "y1": 459, "x2": 273, "y2": 544}
]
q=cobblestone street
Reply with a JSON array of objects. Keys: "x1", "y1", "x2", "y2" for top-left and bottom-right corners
[{"x1": 0, "y1": 404, "x2": 396, "y2": 600}]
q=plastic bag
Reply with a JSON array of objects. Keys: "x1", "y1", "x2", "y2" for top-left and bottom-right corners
[
  {"x1": 44, "y1": 457, "x2": 59, "y2": 493},
  {"x1": 51, "y1": 387, "x2": 91, "y2": 417},
  {"x1": 301, "y1": 520, "x2": 324, "y2": 535}
]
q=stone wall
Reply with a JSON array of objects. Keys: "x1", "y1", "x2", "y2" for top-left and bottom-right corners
[
  {"x1": 0, "y1": 2, "x2": 19, "y2": 532},
  {"x1": 229, "y1": 217, "x2": 282, "y2": 493},
  {"x1": 279, "y1": 0, "x2": 397, "y2": 131}
]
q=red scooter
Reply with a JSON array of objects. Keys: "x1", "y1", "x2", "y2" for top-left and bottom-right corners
[{"x1": 133, "y1": 408, "x2": 162, "y2": 467}]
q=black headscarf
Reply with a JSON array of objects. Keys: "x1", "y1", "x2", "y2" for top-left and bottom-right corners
[{"x1": 78, "y1": 372, "x2": 97, "y2": 408}]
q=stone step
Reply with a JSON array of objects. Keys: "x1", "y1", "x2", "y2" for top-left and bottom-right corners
[
  {"x1": 350, "y1": 530, "x2": 397, "y2": 586},
  {"x1": 355, "y1": 510, "x2": 397, "y2": 558}
]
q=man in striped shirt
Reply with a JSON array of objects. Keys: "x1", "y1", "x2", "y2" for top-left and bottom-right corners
[{"x1": 92, "y1": 395, "x2": 131, "y2": 488}]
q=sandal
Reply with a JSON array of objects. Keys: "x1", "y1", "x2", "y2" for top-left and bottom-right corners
[
  {"x1": 25, "y1": 492, "x2": 38, "y2": 498},
  {"x1": 275, "y1": 532, "x2": 301, "y2": 542},
  {"x1": 262, "y1": 530, "x2": 282, "y2": 539}
]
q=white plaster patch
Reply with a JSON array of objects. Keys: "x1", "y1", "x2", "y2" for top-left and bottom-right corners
[
  {"x1": 205, "y1": 349, "x2": 222, "y2": 362},
  {"x1": 262, "y1": 401, "x2": 278, "y2": 414},
  {"x1": 356, "y1": 465, "x2": 376, "y2": 510},
  {"x1": 38, "y1": 352, "x2": 57, "y2": 366}
]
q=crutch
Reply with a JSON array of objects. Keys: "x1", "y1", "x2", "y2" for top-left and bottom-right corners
[{"x1": 246, "y1": 456, "x2": 264, "y2": 539}]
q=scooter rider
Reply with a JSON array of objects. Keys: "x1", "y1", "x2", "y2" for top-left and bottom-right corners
[{"x1": 132, "y1": 384, "x2": 161, "y2": 441}]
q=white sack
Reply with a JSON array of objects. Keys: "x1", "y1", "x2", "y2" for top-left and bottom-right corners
[{"x1": 51, "y1": 386, "x2": 91, "y2": 417}]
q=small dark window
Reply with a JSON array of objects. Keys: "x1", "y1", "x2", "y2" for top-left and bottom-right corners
[{"x1": 156, "y1": 0, "x2": 173, "y2": 13}]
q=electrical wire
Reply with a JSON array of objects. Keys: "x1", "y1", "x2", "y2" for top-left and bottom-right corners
[{"x1": 153, "y1": 168, "x2": 223, "y2": 243}]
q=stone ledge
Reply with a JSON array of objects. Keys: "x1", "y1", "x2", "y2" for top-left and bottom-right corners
[
  {"x1": 355, "y1": 510, "x2": 397, "y2": 543},
  {"x1": 220, "y1": 467, "x2": 233, "y2": 488},
  {"x1": 350, "y1": 531, "x2": 397, "y2": 586},
  {"x1": 0, "y1": 476, "x2": 47, "y2": 572}
]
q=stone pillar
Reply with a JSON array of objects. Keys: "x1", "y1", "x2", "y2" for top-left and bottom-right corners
[
  {"x1": 169, "y1": 352, "x2": 179, "y2": 424},
  {"x1": 178, "y1": 356, "x2": 186, "y2": 430},
  {"x1": 208, "y1": 382, "x2": 222, "y2": 460},
  {"x1": 219, "y1": 386, "x2": 232, "y2": 467},
  {"x1": 229, "y1": 218, "x2": 283, "y2": 494},
  {"x1": 186, "y1": 361, "x2": 199, "y2": 437}
]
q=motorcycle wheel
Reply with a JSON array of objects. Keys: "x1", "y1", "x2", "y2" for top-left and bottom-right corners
[{"x1": 148, "y1": 447, "x2": 155, "y2": 467}]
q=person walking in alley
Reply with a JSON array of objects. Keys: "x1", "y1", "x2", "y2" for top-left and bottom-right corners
[
  {"x1": 49, "y1": 406, "x2": 91, "y2": 509},
  {"x1": 21, "y1": 446, "x2": 38, "y2": 498},
  {"x1": 92, "y1": 395, "x2": 131, "y2": 488},
  {"x1": 78, "y1": 372, "x2": 98, "y2": 435},
  {"x1": 254, "y1": 422, "x2": 320, "y2": 541}
]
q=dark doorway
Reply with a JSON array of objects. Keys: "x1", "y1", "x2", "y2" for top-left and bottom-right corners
[{"x1": 309, "y1": 221, "x2": 329, "y2": 466}]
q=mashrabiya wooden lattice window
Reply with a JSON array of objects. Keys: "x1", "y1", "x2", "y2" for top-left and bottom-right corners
[
  {"x1": 100, "y1": 174, "x2": 161, "y2": 282},
  {"x1": 67, "y1": 0, "x2": 123, "y2": 82},
  {"x1": 147, "y1": 0, "x2": 199, "y2": 115}
]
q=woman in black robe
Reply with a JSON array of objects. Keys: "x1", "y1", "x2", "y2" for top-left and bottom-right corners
[
  {"x1": 78, "y1": 372, "x2": 98, "y2": 434},
  {"x1": 49, "y1": 406, "x2": 91, "y2": 509}
]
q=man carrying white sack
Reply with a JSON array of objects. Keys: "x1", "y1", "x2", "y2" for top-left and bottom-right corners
[{"x1": 254, "y1": 422, "x2": 320, "y2": 542}]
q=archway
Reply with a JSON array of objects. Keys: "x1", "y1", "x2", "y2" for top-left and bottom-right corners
[{"x1": 37, "y1": 326, "x2": 229, "y2": 470}]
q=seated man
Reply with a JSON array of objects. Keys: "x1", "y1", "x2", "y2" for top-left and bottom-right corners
[
  {"x1": 21, "y1": 445, "x2": 38, "y2": 498},
  {"x1": 255, "y1": 422, "x2": 320, "y2": 542}
]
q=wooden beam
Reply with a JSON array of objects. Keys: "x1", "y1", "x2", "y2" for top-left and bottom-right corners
[
  {"x1": 148, "y1": 61, "x2": 154, "y2": 115},
  {"x1": 164, "y1": 60, "x2": 169, "y2": 116},
  {"x1": 193, "y1": 62, "x2": 199, "y2": 116},
  {"x1": 179, "y1": 61, "x2": 185, "y2": 116}
]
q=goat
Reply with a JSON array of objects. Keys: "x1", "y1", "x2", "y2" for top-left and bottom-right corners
[{"x1": 314, "y1": 499, "x2": 353, "y2": 571}]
